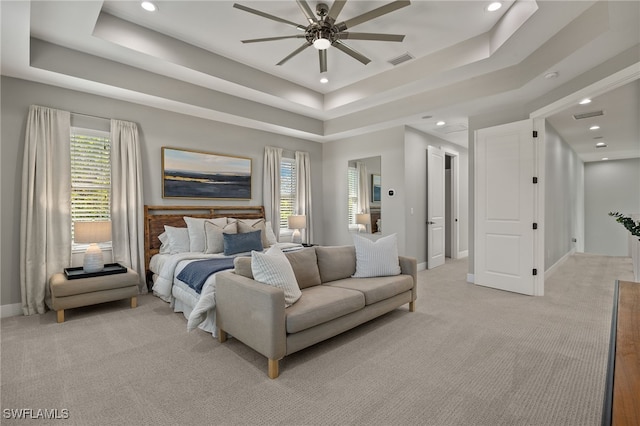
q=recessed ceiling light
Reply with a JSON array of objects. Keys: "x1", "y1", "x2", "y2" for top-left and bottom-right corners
[
  {"x1": 319, "y1": 77, "x2": 329, "y2": 84},
  {"x1": 141, "y1": 1, "x2": 157, "y2": 12},
  {"x1": 579, "y1": 98, "x2": 592, "y2": 105},
  {"x1": 590, "y1": 125, "x2": 600, "y2": 130},
  {"x1": 602, "y1": 157, "x2": 609, "y2": 161},
  {"x1": 436, "y1": 121, "x2": 446, "y2": 126},
  {"x1": 487, "y1": 2, "x2": 502, "y2": 12},
  {"x1": 595, "y1": 142, "x2": 607, "y2": 148},
  {"x1": 544, "y1": 71, "x2": 558, "y2": 79}
]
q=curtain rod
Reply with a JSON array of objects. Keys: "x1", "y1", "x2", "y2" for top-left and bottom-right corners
[{"x1": 70, "y1": 111, "x2": 111, "y2": 122}]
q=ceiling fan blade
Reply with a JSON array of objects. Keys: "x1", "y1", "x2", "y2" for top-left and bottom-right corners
[
  {"x1": 339, "y1": 32, "x2": 405, "y2": 42},
  {"x1": 336, "y1": 0, "x2": 410, "y2": 31},
  {"x1": 277, "y1": 43, "x2": 312, "y2": 66},
  {"x1": 333, "y1": 40, "x2": 371, "y2": 65},
  {"x1": 233, "y1": 3, "x2": 306, "y2": 31},
  {"x1": 319, "y1": 49, "x2": 327, "y2": 73},
  {"x1": 241, "y1": 35, "x2": 306, "y2": 44},
  {"x1": 327, "y1": 0, "x2": 347, "y2": 25},
  {"x1": 296, "y1": 0, "x2": 317, "y2": 24}
]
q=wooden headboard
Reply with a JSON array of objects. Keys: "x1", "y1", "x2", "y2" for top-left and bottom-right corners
[{"x1": 144, "y1": 205, "x2": 265, "y2": 276}]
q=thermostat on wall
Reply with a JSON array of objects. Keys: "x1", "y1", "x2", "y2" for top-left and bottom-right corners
[{"x1": 388, "y1": 189, "x2": 395, "y2": 197}]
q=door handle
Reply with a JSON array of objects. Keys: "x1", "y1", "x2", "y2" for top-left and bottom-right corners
[{"x1": 427, "y1": 221, "x2": 435, "y2": 225}]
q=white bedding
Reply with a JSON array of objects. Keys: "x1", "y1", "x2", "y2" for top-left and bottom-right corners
[{"x1": 150, "y1": 243, "x2": 303, "y2": 337}]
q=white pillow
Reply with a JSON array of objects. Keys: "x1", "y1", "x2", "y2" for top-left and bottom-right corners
[
  {"x1": 183, "y1": 217, "x2": 226, "y2": 252},
  {"x1": 158, "y1": 231, "x2": 170, "y2": 254},
  {"x1": 238, "y1": 218, "x2": 270, "y2": 248},
  {"x1": 164, "y1": 226, "x2": 190, "y2": 254},
  {"x1": 251, "y1": 246, "x2": 301, "y2": 307},
  {"x1": 265, "y1": 221, "x2": 278, "y2": 246},
  {"x1": 352, "y1": 233, "x2": 401, "y2": 278},
  {"x1": 204, "y1": 220, "x2": 237, "y2": 254}
]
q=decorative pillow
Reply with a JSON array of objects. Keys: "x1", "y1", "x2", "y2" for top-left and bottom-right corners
[
  {"x1": 251, "y1": 246, "x2": 301, "y2": 307},
  {"x1": 158, "y1": 232, "x2": 170, "y2": 254},
  {"x1": 164, "y1": 226, "x2": 190, "y2": 254},
  {"x1": 183, "y1": 217, "x2": 228, "y2": 252},
  {"x1": 204, "y1": 220, "x2": 237, "y2": 254},
  {"x1": 352, "y1": 233, "x2": 401, "y2": 278},
  {"x1": 316, "y1": 245, "x2": 356, "y2": 283},
  {"x1": 237, "y1": 218, "x2": 270, "y2": 248},
  {"x1": 265, "y1": 221, "x2": 278, "y2": 246},
  {"x1": 223, "y1": 230, "x2": 263, "y2": 256}
]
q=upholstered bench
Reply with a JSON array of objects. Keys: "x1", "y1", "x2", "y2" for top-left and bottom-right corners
[{"x1": 48, "y1": 270, "x2": 139, "y2": 323}]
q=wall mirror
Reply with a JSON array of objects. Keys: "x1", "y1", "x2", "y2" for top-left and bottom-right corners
[{"x1": 347, "y1": 156, "x2": 381, "y2": 234}]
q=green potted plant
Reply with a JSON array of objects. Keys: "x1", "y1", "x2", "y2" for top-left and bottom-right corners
[{"x1": 609, "y1": 212, "x2": 640, "y2": 240}]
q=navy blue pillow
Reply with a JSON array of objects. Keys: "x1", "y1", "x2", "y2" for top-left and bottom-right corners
[{"x1": 223, "y1": 230, "x2": 263, "y2": 255}]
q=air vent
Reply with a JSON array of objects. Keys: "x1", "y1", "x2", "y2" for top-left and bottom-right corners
[
  {"x1": 593, "y1": 136, "x2": 604, "y2": 139},
  {"x1": 573, "y1": 110, "x2": 604, "y2": 120},
  {"x1": 388, "y1": 52, "x2": 414, "y2": 66},
  {"x1": 437, "y1": 124, "x2": 468, "y2": 134}
]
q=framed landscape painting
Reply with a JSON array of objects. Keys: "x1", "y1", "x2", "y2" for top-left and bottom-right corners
[{"x1": 162, "y1": 147, "x2": 251, "y2": 199}]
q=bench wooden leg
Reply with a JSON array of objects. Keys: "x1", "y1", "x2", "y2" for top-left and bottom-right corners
[
  {"x1": 409, "y1": 301, "x2": 416, "y2": 312},
  {"x1": 268, "y1": 359, "x2": 279, "y2": 379},
  {"x1": 56, "y1": 310, "x2": 64, "y2": 323},
  {"x1": 218, "y1": 329, "x2": 227, "y2": 343},
  {"x1": 131, "y1": 296, "x2": 137, "y2": 309}
]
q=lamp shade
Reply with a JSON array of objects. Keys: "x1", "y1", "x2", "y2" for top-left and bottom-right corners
[
  {"x1": 356, "y1": 214, "x2": 371, "y2": 225},
  {"x1": 288, "y1": 215, "x2": 307, "y2": 230},
  {"x1": 74, "y1": 221, "x2": 112, "y2": 244}
]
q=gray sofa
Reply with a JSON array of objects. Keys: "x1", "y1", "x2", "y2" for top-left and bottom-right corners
[{"x1": 215, "y1": 245, "x2": 417, "y2": 378}]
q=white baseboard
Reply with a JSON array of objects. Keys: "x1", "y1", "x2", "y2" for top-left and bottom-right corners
[
  {"x1": 545, "y1": 249, "x2": 576, "y2": 279},
  {"x1": 467, "y1": 273, "x2": 474, "y2": 283},
  {"x1": 457, "y1": 250, "x2": 469, "y2": 259},
  {"x1": 1, "y1": 303, "x2": 23, "y2": 318},
  {"x1": 417, "y1": 262, "x2": 427, "y2": 271}
]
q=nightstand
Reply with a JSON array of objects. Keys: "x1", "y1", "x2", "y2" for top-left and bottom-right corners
[{"x1": 47, "y1": 268, "x2": 139, "y2": 323}]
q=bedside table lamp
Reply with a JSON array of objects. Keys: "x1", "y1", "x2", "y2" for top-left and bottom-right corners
[
  {"x1": 356, "y1": 213, "x2": 371, "y2": 233},
  {"x1": 288, "y1": 215, "x2": 306, "y2": 244},
  {"x1": 74, "y1": 221, "x2": 112, "y2": 273}
]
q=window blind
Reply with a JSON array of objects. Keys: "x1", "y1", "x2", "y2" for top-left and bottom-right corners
[
  {"x1": 70, "y1": 128, "x2": 111, "y2": 242},
  {"x1": 280, "y1": 158, "x2": 297, "y2": 229},
  {"x1": 348, "y1": 166, "x2": 359, "y2": 224}
]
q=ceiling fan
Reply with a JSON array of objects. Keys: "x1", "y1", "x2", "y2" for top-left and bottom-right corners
[{"x1": 233, "y1": 0, "x2": 411, "y2": 73}]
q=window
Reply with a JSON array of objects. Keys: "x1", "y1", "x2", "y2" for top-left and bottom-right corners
[
  {"x1": 279, "y1": 158, "x2": 297, "y2": 230},
  {"x1": 348, "y1": 166, "x2": 359, "y2": 226},
  {"x1": 70, "y1": 128, "x2": 111, "y2": 246}
]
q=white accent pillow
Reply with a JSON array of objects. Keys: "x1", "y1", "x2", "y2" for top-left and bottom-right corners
[
  {"x1": 164, "y1": 226, "x2": 190, "y2": 254},
  {"x1": 184, "y1": 217, "x2": 227, "y2": 252},
  {"x1": 251, "y1": 246, "x2": 301, "y2": 307},
  {"x1": 265, "y1": 221, "x2": 278, "y2": 245},
  {"x1": 238, "y1": 218, "x2": 270, "y2": 248},
  {"x1": 158, "y1": 232, "x2": 170, "y2": 254},
  {"x1": 352, "y1": 233, "x2": 401, "y2": 278},
  {"x1": 204, "y1": 220, "x2": 237, "y2": 254}
]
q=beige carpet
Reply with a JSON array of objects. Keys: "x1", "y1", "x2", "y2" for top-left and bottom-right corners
[{"x1": 1, "y1": 253, "x2": 634, "y2": 425}]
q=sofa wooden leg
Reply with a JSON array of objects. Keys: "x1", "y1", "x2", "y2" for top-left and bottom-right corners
[
  {"x1": 218, "y1": 329, "x2": 227, "y2": 343},
  {"x1": 56, "y1": 310, "x2": 64, "y2": 323},
  {"x1": 268, "y1": 359, "x2": 279, "y2": 379},
  {"x1": 409, "y1": 301, "x2": 416, "y2": 312},
  {"x1": 131, "y1": 296, "x2": 137, "y2": 309}
]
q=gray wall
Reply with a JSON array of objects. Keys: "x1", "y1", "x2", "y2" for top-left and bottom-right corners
[
  {"x1": 544, "y1": 123, "x2": 584, "y2": 269},
  {"x1": 584, "y1": 158, "x2": 640, "y2": 256},
  {"x1": 1, "y1": 76, "x2": 322, "y2": 308},
  {"x1": 404, "y1": 127, "x2": 469, "y2": 266}
]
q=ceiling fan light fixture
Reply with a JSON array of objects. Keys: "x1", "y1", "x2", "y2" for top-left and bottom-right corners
[{"x1": 313, "y1": 37, "x2": 331, "y2": 50}]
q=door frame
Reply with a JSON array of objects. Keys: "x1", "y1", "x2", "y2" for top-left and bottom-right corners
[{"x1": 444, "y1": 148, "x2": 460, "y2": 259}]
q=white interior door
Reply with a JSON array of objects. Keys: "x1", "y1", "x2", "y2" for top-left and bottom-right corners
[
  {"x1": 427, "y1": 146, "x2": 445, "y2": 269},
  {"x1": 475, "y1": 119, "x2": 541, "y2": 295}
]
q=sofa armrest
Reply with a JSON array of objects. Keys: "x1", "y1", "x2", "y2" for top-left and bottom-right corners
[
  {"x1": 399, "y1": 256, "x2": 417, "y2": 302},
  {"x1": 216, "y1": 271, "x2": 287, "y2": 360}
]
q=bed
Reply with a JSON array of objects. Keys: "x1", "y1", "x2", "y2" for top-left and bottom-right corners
[{"x1": 144, "y1": 205, "x2": 300, "y2": 336}]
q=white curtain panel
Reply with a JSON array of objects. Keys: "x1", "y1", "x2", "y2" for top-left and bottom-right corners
[
  {"x1": 263, "y1": 146, "x2": 282, "y2": 241},
  {"x1": 295, "y1": 151, "x2": 313, "y2": 244},
  {"x1": 110, "y1": 119, "x2": 146, "y2": 292},
  {"x1": 20, "y1": 105, "x2": 71, "y2": 315},
  {"x1": 356, "y1": 161, "x2": 370, "y2": 232}
]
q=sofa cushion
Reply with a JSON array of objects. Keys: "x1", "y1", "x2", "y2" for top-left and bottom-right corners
[
  {"x1": 315, "y1": 245, "x2": 356, "y2": 283},
  {"x1": 325, "y1": 275, "x2": 413, "y2": 305},
  {"x1": 286, "y1": 286, "x2": 365, "y2": 333},
  {"x1": 284, "y1": 247, "x2": 322, "y2": 289},
  {"x1": 233, "y1": 256, "x2": 253, "y2": 279}
]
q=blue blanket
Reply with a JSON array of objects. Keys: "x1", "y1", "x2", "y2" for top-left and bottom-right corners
[{"x1": 176, "y1": 257, "x2": 236, "y2": 294}]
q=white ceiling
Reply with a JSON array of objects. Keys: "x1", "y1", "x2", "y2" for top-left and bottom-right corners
[{"x1": 1, "y1": 0, "x2": 639, "y2": 160}]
